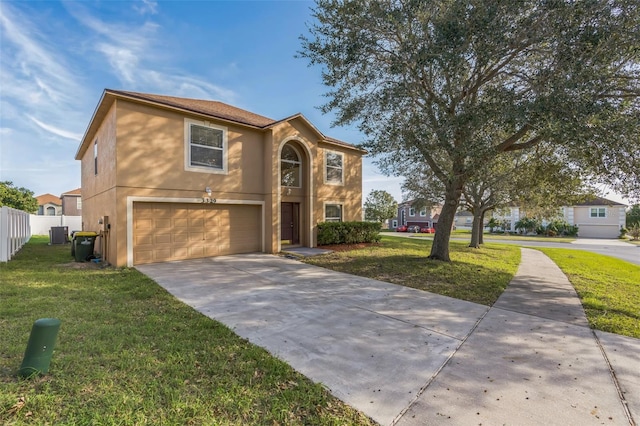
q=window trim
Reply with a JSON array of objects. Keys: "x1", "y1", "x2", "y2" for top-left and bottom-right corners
[
  {"x1": 589, "y1": 207, "x2": 606, "y2": 218},
  {"x1": 392, "y1": 219, "x2": 398, "y2": 228},
  {"x1": 76, "y1": 197, "x2": 82, "y2": 210},
  {"x1": 324, "y1": 150, "x2": 344, "y2": 185},
  {"x1": 324, "y1": 202, "x2": 343, "y2": 222},
  {"x1": 419, "y1": 208, "x2": 426, "y2": 217},
  {"x1": 184, "y1": 118, "x2": 228, "y2": 174},
  {"x1": 93, "y1": 140, "x2": 98, "y2": 176},
  {"x1": 409, "y1": 207, "x2": 415, "y2": 217},
  {"x1": 280, "y1": 144, "x2": 302, "y2": 188}
]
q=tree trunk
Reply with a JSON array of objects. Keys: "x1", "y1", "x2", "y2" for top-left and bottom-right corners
[
  {"x1": 429, "y1": 183, "x2": 463, "y2": 261},
  {"x1": 479, "y1": 211, "x2": 486, "y2": 244},
  {"x1": 469, "y1": 209, "x2": 484, "y2": 248}
]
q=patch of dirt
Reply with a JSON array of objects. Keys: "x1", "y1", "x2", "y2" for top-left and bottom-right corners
[
  {"x1": 57, "y1": 261, "x2": 105, "y2": 270},
  {"x1": 318, "y1": 242, "x2": 381, "y2": 252}
]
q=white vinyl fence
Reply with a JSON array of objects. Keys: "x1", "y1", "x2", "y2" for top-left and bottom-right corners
[
  {"x1": 29, "y1": 215, "x2": 82, "y2": 236},
  {"x1": 0, "y1": 206, "x2": 31, "y2": 262}
]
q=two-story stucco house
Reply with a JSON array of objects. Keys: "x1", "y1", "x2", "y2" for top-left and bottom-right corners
[
  {"x1": 390, "y1": 200, "x2": 441, "y2": 230},
  {"x1": 75, "y1": 90, "x2": 364, "y2": 266}
]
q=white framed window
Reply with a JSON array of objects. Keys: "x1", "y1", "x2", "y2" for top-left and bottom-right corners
[
  {"x1": 185, "y1": 119, "x2": 227, "y2": 174},
  {"x1": 46, "y1": 206, "x2": 56, "y2": 216},
  {"x1": 76, "y1": 198, "x2": 82, "y2": 210},
  {"x1": 409, "y1": 208, "x2": 415, "y2": 217},
  {"x1": 281, "y1": 145, "x2": 301, "y2": 187},
  {"x1": 324, "y1": 203, "x2": 342, "y2": 222},
  {"x1": 392, "y1": 220, "x2": 398, "y2": 228},
  {"x1": 590, "y1": 207, "x2": 606, "y2": 218},
  {"x1": 325, "y1": 150, "x2": 343, "y2": 184},
  {"x1": 94, "y1": 140, "x2": 98, "y2": 175},
  {"x1": 419, "y1": 209, "x2": 426, "y2": 217}
]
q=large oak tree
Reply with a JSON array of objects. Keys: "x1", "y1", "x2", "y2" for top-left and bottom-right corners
[{"x1": 300, "y1": 0, "x2": 640, "y2": 261}]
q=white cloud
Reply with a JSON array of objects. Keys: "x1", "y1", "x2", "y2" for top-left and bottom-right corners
[
  {"x1": 66, "y1": 4, "x2": 237, "y2": 103},
  {"x1": 133, "y1": 0, "x2": 159, "y2": 15},
  {"x1": 28, "y1": 115, "x2": 83, "y2": 141},
  {"x1": 0, "y1": 4, "x2": 79, "y2": 109}
]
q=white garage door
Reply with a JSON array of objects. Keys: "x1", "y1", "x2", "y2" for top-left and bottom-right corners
[
  {"x1": 133, "y1": 202, "x2": 261, "y2": 265},
  {"x1": 577, "y1": 224, "x2": 619, "y2": 239}
]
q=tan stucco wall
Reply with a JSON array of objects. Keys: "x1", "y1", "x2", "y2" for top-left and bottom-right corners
[{"x1": 572, "y1": 206, "x2": 622, "y2": 226}]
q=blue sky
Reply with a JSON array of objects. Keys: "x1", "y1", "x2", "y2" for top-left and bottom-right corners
[{"x1": 0, "y1": 0, "x2": 403, "y2": 200}]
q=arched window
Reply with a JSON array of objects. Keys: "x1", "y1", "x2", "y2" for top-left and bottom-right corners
[
  {"x1": 281, "y1": 145, "x2": 301, "y2": 187},
  {"x1": 46, "y1": 206, "x2": 56, "y2": 216}
]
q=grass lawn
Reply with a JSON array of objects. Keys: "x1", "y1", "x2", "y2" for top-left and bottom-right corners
[
  {"x1": 307, "y1": 236, "x2": 521, "y2": 306},
  {"x1": 537, "y1": 248, "x2": 640, "y2": 338},
  {"x1": 0, "y1": 236, "x2": 374, "y2": 426},
  {"x1": 309, "y1": 236, "x2": 640, "y2": 339}
]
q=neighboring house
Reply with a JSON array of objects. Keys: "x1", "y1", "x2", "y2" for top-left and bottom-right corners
[
  {"x1": 563, "y1": 197, "x2": 626, "y2": 238},
  {"x1": 390, "y1": 200, "x2": 441, "y2": 230},
  {"x1": 61, "y1": 188, "x2": 82, "y2": 216},
  {"x1": 75, "y1": 89, "x2": 364, "y2": 267},
  {"x1": 454, "y1": 210, "x2": 474, "y2": 230},
  {"x1": 35, "y1": 194, "x2": 62, "y2": 216},
  {"x1": 489, "y1": 205, "x2": 522, "y2": 232},
  {"x1": 490, "y1": 197, "x2": 626, "y2": 238}
]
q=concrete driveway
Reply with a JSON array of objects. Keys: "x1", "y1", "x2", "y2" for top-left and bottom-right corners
[
  {"x1": 137, "y1": 250, "x2": 639, "y2": 425},
  {"x1": 138, "y1": 254, "x2": 488, "y2": 424}
]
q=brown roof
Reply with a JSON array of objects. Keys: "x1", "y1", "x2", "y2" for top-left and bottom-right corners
[
  {"x1": 77, "y1": 89, "x2": 365, "y2": 159},
  {"x1": 575, "y1": 196, "x2": 626, "y2": 206},
  {"x1": 61, "y1": 188, "x2": 81, "y2": 197},
  {"x1": 36, "y1": 193, "x2": 61, "y2": 206},
  {"x1": 110, "y1": 90, "x2": 277, "y2": 128}
]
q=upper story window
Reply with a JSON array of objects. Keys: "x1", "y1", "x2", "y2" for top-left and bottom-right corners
[
  {"x1": 281, "y1": 145, "x2": 301, "y2": 187},
  {"x1": 185, "y1": 119, "x2": 227, "y2": 174},
  {"x1": 409, "y1": 208, "x2": 415, "y2": 217},
  {"x1": 419, "y1": 209, "x2": 427, "y2": 217},
  {"x1": 325, "y1": 151, "x2": 343, "y2": 184},
  {"x1": 46, "y1": 206, "x2": 56, "y2": 216},
  {"x1": 76, "y1": 198, "x2": 82, "y2": 210},
  {"x1": 590, "y1": 207, "x2": 606, "y2": 218},
  {"x1": 94, "y1": 140, "x2": 98, "y2": 175}
]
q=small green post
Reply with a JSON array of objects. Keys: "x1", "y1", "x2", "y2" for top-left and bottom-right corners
[{"x1": 18, "y1": 318, "x2": 61, "y2": 378}]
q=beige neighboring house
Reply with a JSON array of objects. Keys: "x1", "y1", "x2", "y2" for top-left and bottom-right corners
[
  {"x1": 563, "y1": 196, "x2": 626, "y2": 238},
  {"x1": 61, "y1": 188, "x2": 82, "y2": 216},
  {"x1": 35, "y1": 194, "x2": 62, "y2": 216},
  {"x1": 75, "y1": 89, "x2": 365, "y2": 267}
]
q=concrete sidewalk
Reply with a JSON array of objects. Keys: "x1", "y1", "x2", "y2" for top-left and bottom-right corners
[{"x1": 137, "y1": 249, "x2": 639, "y2": 425}]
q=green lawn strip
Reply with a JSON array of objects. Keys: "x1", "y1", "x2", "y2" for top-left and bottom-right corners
[
  {"x1": 307, "y1": 236, "x2": 521, "y2": 306},
  {"x1": 387, "y1": 230, "x2": 576, "y2": 243},
  {"x1": 536, "y1": 248, "x2": 640, "y2": 339},
  {"x1": 0, "y1": 237, "x2": 374, "y2": 426}
]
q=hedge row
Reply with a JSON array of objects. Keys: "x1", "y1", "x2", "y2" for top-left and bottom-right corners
[{"x1": 317, "y1": 221, "x2": 381, "y2": 245}]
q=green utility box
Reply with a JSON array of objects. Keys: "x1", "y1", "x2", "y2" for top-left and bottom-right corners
[
  {"x1": 19, "y1": 318, "x2": 61, "y2": 378},
  {"x1": 73, "y1": 231, "x2": 97, "y2": 262}
]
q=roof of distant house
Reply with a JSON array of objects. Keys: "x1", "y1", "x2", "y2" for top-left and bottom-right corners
[
  {"x1": 61, "y1": 188, "x2": 81, "y2": 197},
  {"x1": 575, "y1": 196, "x2": 626, "y2": 206},
  {"x1": 35, "y1": 193, "x2": 61, "y2": 206}
]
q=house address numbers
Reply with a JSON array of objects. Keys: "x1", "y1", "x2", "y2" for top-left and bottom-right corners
[{"x1": 200, "y1": 197, "x2": 217, "y2": 204}]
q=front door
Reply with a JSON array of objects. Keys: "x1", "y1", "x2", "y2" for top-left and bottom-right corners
[{"x1": 280, "y1": 202, "x2": 299, "y2": 245}]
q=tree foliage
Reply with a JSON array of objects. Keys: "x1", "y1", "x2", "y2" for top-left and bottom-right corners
[
  {"x1": 301, "y1": 0, "x2": 640, "y2": 260},
  {"x1": 627, "y1": 204, "x2": 640, "y2": 228},
  {"x1": 364, "y1": 190, "x2": 398, "y2": 223},
  {"x1": 0, "y1": 181, "x2": 38, "y2": 213}
]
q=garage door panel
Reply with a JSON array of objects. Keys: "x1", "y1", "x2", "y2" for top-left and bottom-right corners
[{"x1": 133, "y1": 202, "x2": 261, "y2": 265}]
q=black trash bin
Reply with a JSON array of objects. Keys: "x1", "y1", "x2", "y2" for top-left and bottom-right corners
[{"x1": 73, "y1": 232, "x2": 97, "y2": 262}]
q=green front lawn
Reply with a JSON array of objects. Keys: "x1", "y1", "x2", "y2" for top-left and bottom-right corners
[
  {"x1": 308, "y1": 236, "x2": 640, "y2": 339},
  {"x1": 307, "y1": 236, "x2": 521, "y2": 306},
  {"x1": 538, "y1": 248, "x2": 640, "y2": 338},
  {"x1": 0, "y1": 237, "x2": 373, "y2": 426}
]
